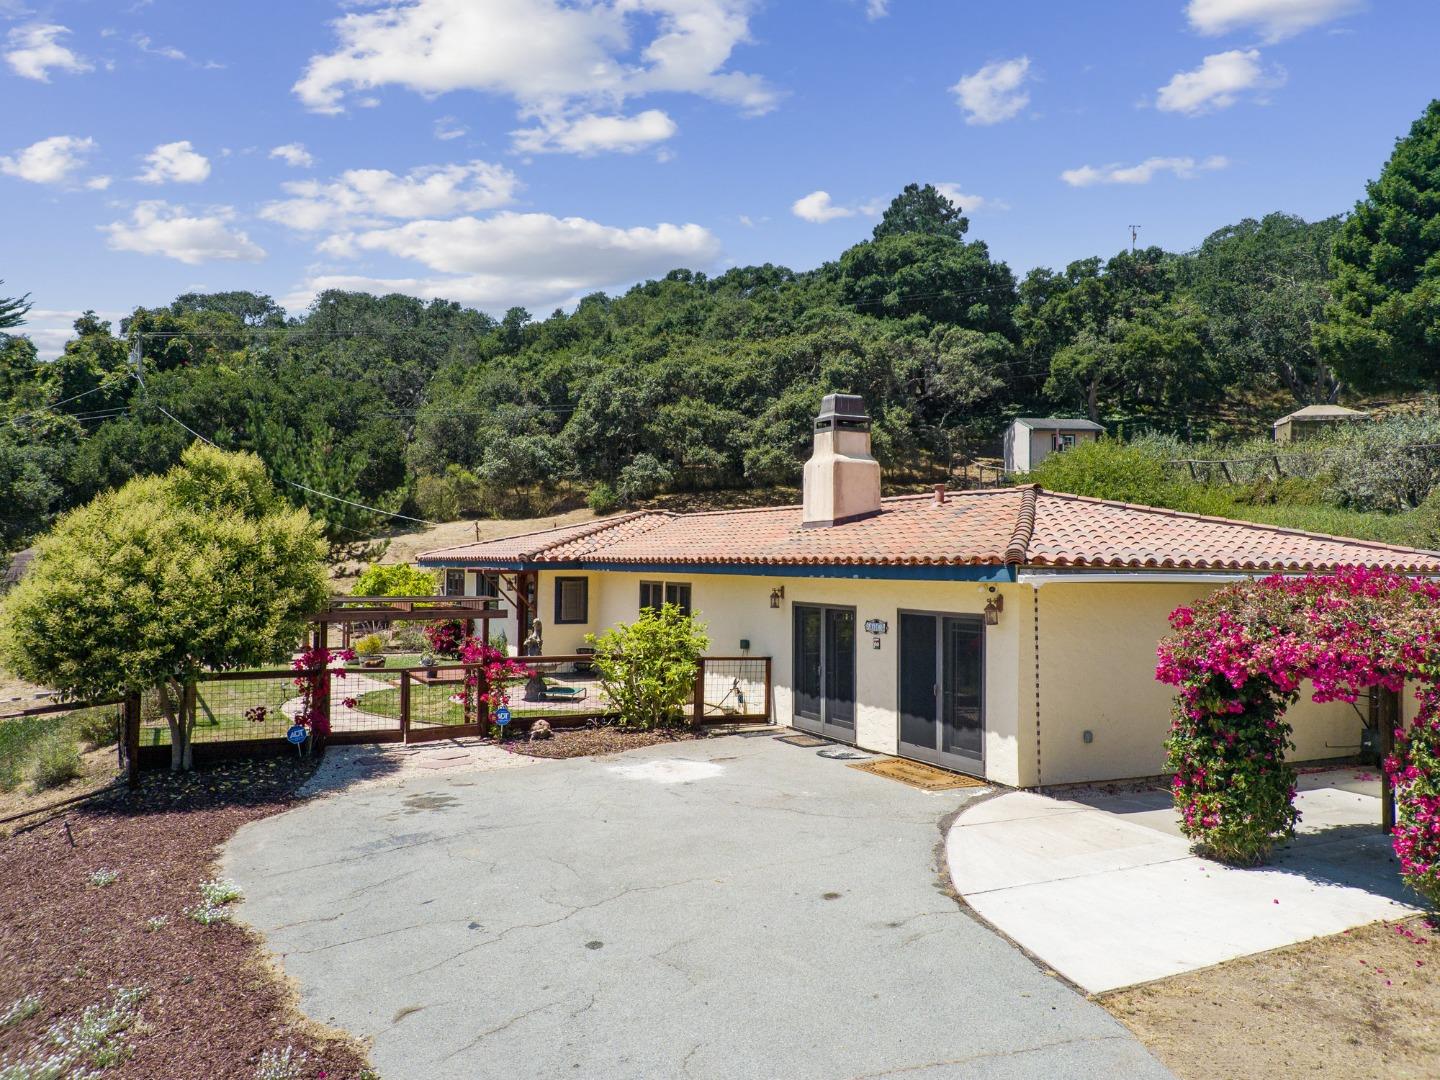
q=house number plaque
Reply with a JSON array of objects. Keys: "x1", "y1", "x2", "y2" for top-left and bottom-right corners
[{"x1": 864, "y1": 619, "x2": 888, "y2": 635}]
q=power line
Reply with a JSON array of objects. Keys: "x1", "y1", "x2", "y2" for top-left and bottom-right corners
[
  {"x1": 142, "y1": 397, "x2": 439, "y2": 527},
  {"x1": 6, "y1": 383, "x2": 117, "y2": 425}
]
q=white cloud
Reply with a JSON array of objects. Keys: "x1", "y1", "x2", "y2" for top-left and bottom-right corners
[
  {"x1": 0, "y1": 135, "x2": 97, "y2": 185},
  {"x1": 865, "y1": 0, "x2": 889, "y2": 18},
  {"x1": 791, "y1": 191, "x2": 856, "y2": 223},
  {"x1": 283, "y1": 210, "x2": 721, "y2": 314},
  {"x1": 132, "y1": 33, "x2": 187, "y2": 61},
  {"x1": 434, "y1": 116, "x2": 467, "y2": 141},
  {"x1": 512, "y1": 110, "x2": 678, "y2": 155},
  {"x1": 269, "y1": 142, "x2": 316, "y2": 168},
  {"x1": 933, "y1": 182, "x2": 1007, "y2": 214},
  {"x1": 1156, "y1": 49, "x2": 1283, "y2": 115},
  {"x1": 951, "y1": 56, "x2": 1031, "y2": 126},
  {"x1": 17, "y1": 308, "x2": 128, "y2": 361},
  {"x1": 5, "y1": 23, "x2": 92, "y2": 81},
  {"x1": 1061, "y1": 155, "x2": 1229, "y2": 187},
  {"x1": 259, "y1": 160, "x2": 520, "y2": 231},
  {"x1": 293, "y1": 0, "x2": 775, "y2": 154},
  {"x1": 101, "y1": 201, "x2": 266, "y2": 264},
  {"x1": 1186, "y1": 0, "x2": 1364, "y2": 42},
  {"x1": 137, "y1": 140, "x2": 211, "y2": 184}
]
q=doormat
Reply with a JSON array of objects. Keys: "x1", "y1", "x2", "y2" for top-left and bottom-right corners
[
  {"x1": 776, "y1": 733, "x2": 832, "y2": 748},
  {"x1": 847, "y1": 758, "x2": 987, "y2": 790}
]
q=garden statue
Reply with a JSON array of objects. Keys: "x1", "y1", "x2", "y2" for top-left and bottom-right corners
[
  {"x1": 522, "y1": 619, "x2": 547, "y2": 700},
  {"x1": 523, "y1": 620, "x2": 543, "y2": 656}
]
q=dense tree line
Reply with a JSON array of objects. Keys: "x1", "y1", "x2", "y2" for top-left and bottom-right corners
[{"x1": 2, "y1": 99, "x2": 1437, "y2": 553}]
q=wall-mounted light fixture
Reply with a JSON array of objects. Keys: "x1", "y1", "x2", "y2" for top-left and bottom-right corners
[
  {"x1": 983, "y1": 593, "x2": 1004, "y2": 626},
  {"x1": 769, "y1": 585, "x2": 785, "y2": 609}
]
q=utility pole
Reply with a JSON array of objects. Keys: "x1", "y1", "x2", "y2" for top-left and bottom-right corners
[
  {"x1": 129, "y1": 334, "x2": 143, "y2": 385},
  {"x1": 1128, "y1": 224, "x2": 1141, "y2": 253}
]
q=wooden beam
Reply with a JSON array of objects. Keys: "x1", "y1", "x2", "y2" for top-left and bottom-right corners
[
  {"x1": 306, "y1": 606, "x2": 509, "y2": 624},
  {"x1": 1379, "y1": 687, "x2": 1400, "y2": 834}
]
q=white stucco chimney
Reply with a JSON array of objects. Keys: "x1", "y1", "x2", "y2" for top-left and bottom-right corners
[{"x1": 802, "y1": 393, "x2": 882, "y2": 527}]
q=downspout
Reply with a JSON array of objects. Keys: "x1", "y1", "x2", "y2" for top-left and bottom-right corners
[{"x1": 1005, "y1": 485, "x2": 1041, "y2": 787}]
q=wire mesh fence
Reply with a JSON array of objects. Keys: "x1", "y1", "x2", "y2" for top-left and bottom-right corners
[
  {"x1": 0, "y1": 698, "x2": 126, "y2": 793},
  {"x1": 696, "y1": 658, "x2": 770, "y2": 721}
]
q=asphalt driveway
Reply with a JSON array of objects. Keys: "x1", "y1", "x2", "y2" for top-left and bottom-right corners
[{"x1": 224, "y1": 735, "x2": 1172, "y2": 1079}]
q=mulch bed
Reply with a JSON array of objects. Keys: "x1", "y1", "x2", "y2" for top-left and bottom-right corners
[
  {"x1": 504, "y1": 725, "x2": 704, "y2": 760},
  {"x1": 0, "y1": 757, "x2": 372, "y2": 1079}
]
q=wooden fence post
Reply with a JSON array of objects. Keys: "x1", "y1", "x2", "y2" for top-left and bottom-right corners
[
  {"x1": 763, "y1": 657, "x2": 773, "y2": 722},
  {"x1": 316, "y1": 667, "x2": 331, "y2": 754},
  {"x1": 692, "y1": 662, "x2": 705, "y2": 727},
  {"x1": 400, "y1": 670, "x2": 412, "y2": 744},
  {"x1": 123, "y1": 693, "x2": 142, "y2": 788},
  {"x1": 1380, "y1": 687, "x2": 1399, "y2": 834}
]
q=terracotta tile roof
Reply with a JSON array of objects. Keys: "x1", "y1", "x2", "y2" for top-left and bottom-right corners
[
  {"x1": 416, "y1": 513, "x2": 659, "y2": 565},
  {"x1": 1025, "y1": 491, "x2": 1440, "y2": 572},
  {"x1": 418, "y1": 487, "x2": 1440, "y2": 575}
]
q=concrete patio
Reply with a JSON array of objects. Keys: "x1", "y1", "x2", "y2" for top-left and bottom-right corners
[{"x1": 947, "y1": 767, "x2": 1420, "y2": 994}]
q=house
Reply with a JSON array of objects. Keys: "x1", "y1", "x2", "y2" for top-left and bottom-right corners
[
  {"x1": 1002, "y1": 417, "x2": 1105, "y2": 474},
  {"x1": 1272, "y1": 403, "x2": 1369, "y2": 443},
  {"x1": 419, "y1": 394, "x2": 1440, "y2": 788}
]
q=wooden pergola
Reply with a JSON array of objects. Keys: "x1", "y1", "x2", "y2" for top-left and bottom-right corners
[{"x1": 306, "y1": 595, "x2": 508, "y2": 649}]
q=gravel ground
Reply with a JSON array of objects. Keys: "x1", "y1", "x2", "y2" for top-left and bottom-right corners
[{"x1": 0, "y1": 758, "x2": 373, "y2": 1079}]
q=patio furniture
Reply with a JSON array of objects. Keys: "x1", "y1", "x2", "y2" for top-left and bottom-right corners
[{"x1": 542, "y1": 684, "x2": 588, "y2": 704}]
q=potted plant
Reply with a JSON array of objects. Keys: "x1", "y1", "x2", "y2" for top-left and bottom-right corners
[{"x1": 354, "y1": 633, "x2": 386, "y2": 668}]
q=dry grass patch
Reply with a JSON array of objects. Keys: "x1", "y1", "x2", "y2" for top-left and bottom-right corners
[{"x1": 1104, "y1": 917, "x2": 1440, "y2": 1080}]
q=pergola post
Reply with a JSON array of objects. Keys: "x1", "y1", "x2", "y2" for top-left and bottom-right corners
[{"x1": 1379, "y1": 686, "x2": 1400, "y2": 834}]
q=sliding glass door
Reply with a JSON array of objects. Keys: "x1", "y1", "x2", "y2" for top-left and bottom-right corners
[
  {"x1": 898, "y1": 612, "x2": 984, "y2": 773},
  {"x1": 792, "y1": 604, "x2": 856, "y2": 741}
]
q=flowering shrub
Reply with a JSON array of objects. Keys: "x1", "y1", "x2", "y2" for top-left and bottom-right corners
[
  {"x1": 457, "y1": 637, "x2": 531, "y2": 724},
  {"x1": 1387, "y1": 686, "x2": 1440, "y2": 906},
  {"x1": 1157, "y1": 567, "x2": 1440, "y2": 875},
  {"x1": 291, "y1": 645, "x2": 356, "y2": 738},
  {"x1": 423, "y1": 620, "x2": 467, "y2": 659}
]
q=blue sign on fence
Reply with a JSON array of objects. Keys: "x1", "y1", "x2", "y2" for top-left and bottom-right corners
[
  {"x1": 494, "y1": 706, "x2": 511, "y2": 726},
  {"x1": 286, "y1": 724, "x2": 309, "y2": 745}
]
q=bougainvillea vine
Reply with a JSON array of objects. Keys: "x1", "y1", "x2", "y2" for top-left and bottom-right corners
[{"x1": 1156, "y1": 567, "x2": 1440, "y2": 901}]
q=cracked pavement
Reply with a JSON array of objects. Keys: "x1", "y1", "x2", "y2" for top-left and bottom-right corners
[{"x1": 223, "y1": 734, "x2": 1173, "y2": 1079}]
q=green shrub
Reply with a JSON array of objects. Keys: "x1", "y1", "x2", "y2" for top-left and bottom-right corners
[
  {"x1": 70, "y1": 706, "x2": 118, "y2": 750},
  {"x1": 587, "y1": 482, "x2": 620, "y2": 515},
  {"x1": 413, "y1": 472, "x2": 461, "y2": 522},
  {"x1": 588, "y1": 604, "x2": 709, "y2": 730},
  {"x1": 28, "y1": 730, "x2": 82, "y2": 791},
  {"x1": 1026, "y1": 437, "x2": 1204, "y2": 510},
  {"x1": 353, "y1": 562, "x2": 436, "y2": 598},
  {"x1": 353, "y1": 633, "x2": 385, "y2": 659},
  {"x1": 615, "y1": 453, "x2": 672, "y2": 506}
]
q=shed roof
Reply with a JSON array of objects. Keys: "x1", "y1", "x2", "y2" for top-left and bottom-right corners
[
  {"x1": 1012, "y1": 418, "x2": 1106, "y2": 433},
  {"x1": 1274, "y1": 404, "x2": 1369, "y2": 425},
  {"x1": 419, "y1": 487, "x2": 1440, "y2": 576}
]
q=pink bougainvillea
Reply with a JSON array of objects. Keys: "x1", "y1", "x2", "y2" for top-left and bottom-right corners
[
  {"x1": 291, "y1": 644, "x2": 356, "y2": 738},
  {"x1": 457, "y1": 636, "x2": 532, "y2": 725},
  {"x1": 1156, "y1": 567, "x2": 1440, "y2": 894}
]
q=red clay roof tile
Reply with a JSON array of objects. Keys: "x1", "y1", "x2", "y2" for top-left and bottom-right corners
[{"x1": 418, "y1": 488, "x2": 1440, "y2": 575}]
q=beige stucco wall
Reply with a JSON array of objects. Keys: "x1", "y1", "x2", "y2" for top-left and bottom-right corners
[
  {"x1": 466, "y1": 568, "x2": 1374, "y2": 789},
  {"x1": 531, "y1": 569, "x2": 1026, "y2": 786},
  {"x1": 1028, "y1": 581, "x2": 1366, "y2": 785}
]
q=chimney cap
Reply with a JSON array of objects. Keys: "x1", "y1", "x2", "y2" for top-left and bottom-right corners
[{"x1": 816, "y1": 393, "x2": 870, "y2": 431}]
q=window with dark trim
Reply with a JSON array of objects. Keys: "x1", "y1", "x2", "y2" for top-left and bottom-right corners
[
  {"x1": 639, "y1": 580, "x2": 691, "y2": 616},
  {"x1": 554, "y1": 577, "x2": 589, "y2": 624},
  {"x1": 471, "y1": 571, "x2": 499, "y2": 598},
  {"x1": 444, "y1": 569, "x2": 465, "y2": 596}
]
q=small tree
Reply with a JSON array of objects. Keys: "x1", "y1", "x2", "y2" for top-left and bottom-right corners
[
  {"x1": 588, "y1": 604, "x2": 709, "y2": 730},
  {"x1": 354, "y1": 562, "x2": 437, "y2": 597},
  {"x1": 0, "y1": 444, "x2": 328, "y2": 770}
]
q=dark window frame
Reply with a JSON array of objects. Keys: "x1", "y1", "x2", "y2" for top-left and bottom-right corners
[
  {"x1": 639, "y1": 579, "x2": 691, "y2": 616},
  {"x1": 554, "y1": 576, "x2": 589, "y2": 624},
  {"x1": 444, "y1": 569, "x2": 466, "y2": 596}
]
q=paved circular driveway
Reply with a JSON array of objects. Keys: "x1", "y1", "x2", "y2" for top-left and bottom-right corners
[{"x1": 224, "y1": 734, "x2": 1172, "y2": 1079}]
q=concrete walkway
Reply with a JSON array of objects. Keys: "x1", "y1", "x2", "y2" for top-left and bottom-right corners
[
  {"x1": 947, "y1": 768, "x2": 1420, "y2": 994},
  {"x1": 224, "y1": 734, "x2": 1172, "y2": 1079}
]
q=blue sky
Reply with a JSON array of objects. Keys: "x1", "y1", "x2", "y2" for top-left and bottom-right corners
[{"x1": 3, "y1": 0, "x2": 1437, "y2": 356}]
